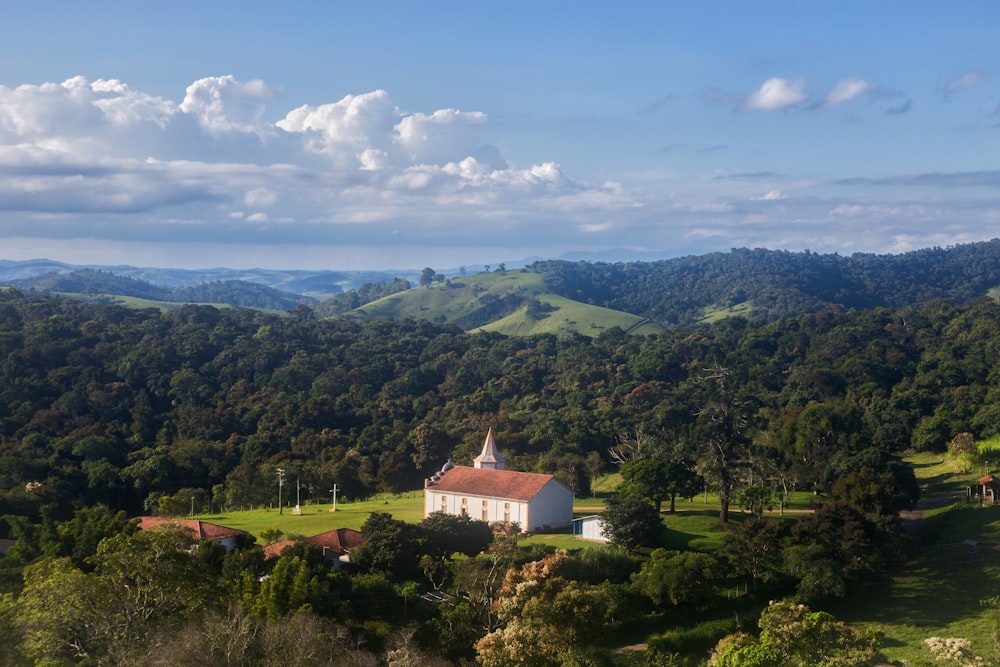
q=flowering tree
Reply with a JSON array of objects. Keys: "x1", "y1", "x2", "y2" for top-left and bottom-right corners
[
  {"x1": 474, "y1": 551, "x2": 610, "y2": 666},
  {"x1": 923, "y1": 637, "x2": 988, "y2": 667},
  {"x1": 708, "y1": 599, "x2": 883, "y2": 667}
]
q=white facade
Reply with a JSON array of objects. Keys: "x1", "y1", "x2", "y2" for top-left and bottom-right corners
[
  {"x1": 424, "y1": 489, "x2": 529, "y2": 526},
  {"x1": 423, "y1": 431, "x2": 574, "y2": 531},
  {"x1": 572, "y1": 515, "x2": 609, "y2": 542}
]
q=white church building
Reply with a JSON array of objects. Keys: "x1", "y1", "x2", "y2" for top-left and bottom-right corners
[{"x1": 423, "y1": 428, "x2": 574, "y2": 531}]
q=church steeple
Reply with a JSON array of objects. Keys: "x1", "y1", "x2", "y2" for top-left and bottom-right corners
[{"x1": 473, "y1": 427, "x2": 505, "y2": 470}]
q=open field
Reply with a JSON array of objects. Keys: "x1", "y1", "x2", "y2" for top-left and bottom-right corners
[{"x1": 825, "y1": 452, "x2": 1000, "y2": 664}]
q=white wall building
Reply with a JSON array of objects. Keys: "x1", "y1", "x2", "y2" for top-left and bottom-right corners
[
  {"x1": 572, "y1": 515, "x2": 609, "y2": 542},
  {"x1": 423, "y1": 428, "x2": 574, "y2": 531}
]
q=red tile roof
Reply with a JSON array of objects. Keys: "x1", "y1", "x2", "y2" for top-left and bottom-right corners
[
  {"x1": 137, "y1": 517, "x2": 248, "y2": 541},
  {"x1": 262, "y1": 538, "x2": 298, "y2": 560},
  {"x1": 305, "y1": 528, "x2": 365, "y2": 553},
  {"x1": 426, "y1": 466, "x2": 563, "y2": 500},
  {"x1": 262, "y1": 528, "x2": 365, "y2": 560}
]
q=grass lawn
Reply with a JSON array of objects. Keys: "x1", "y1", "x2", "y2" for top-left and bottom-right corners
[
  {"x1": 195, "y1": 493, "x2": 426, "y2": 540},
  {"x1": 832, "y1": 504, "x2": 1000, "y2": 665},
  {"x1": 822, "y1": 452, "x2": 1000, "y2": 664}
]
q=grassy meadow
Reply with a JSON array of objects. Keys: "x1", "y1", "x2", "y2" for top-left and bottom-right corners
[
  {"x1": 828, "y1": 452, "x2": 1000, "y2": 665},
  {"x1": 345, "y1": 269, "x2": 663, "y2": 337}
]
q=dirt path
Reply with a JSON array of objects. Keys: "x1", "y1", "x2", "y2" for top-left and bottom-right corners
[{"x1": 899, "y1": 491, "x2": 965, "y2": 532}]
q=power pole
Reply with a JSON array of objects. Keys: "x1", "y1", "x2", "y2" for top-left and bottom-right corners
[{"x1": 276, "y1": 468, "x2": 285, "y2": 515}]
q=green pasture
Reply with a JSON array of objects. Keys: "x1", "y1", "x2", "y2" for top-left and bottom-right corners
[
  {"x1": 196, "y1": 493, "x2": 427, "y2": 541},
  {"x1": 696, "y1": 301, "x2": 754, "y2": 324},
  {"x1": 819, "y1": 451, "x2": 1000, "y2": 664}
]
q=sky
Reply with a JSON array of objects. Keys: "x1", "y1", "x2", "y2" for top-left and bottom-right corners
[{"x1": 1, "y1": 1, "x2": 999, "y2": 271}]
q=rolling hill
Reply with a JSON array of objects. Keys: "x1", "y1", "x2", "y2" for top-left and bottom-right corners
[
  {"x1": 6, "y1": 239, "x2": 1000, "y2": 333},
  {"x1": 344, "y1": 269, "x2": 663, "y2": 337},
  {"x1": 6, "y1": 269, "x2": 309, "y2": 312}
]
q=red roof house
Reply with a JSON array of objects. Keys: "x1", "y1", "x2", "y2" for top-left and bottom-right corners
[{"x1": 137, "y1": 517, "x2": 250, "y2": 552}]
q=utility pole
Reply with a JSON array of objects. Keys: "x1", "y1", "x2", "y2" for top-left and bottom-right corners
[
  {"x1": 276, "y1": 468, "x2": 285, "y2": 515},
  {"x1": 329, "y1": 484, "x2": 338, "y2": 512}
]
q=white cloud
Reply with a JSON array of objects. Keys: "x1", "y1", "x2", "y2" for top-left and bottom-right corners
[
  {"x1": 179, "y1": 75, "x2": 276, "y2": 136},
  {"x1": 944, "y1": 70, "x2": 983, "y2": 99},
  {"x1": 822, "y1": 78, "x2": 872, "y2": 107},
  {"x1": 277, "y1": 90, "x2": 398, "y2": 167},
  {"x1": 742, "y1": 77, "x2": 806, "y2": 111},
  {"x1": 395, "y1": 108, "x2": 487, "y2": 164},
  {"x1": 752, "y1": 189, "x2": 786, "y2": 201},
  {"x1": 2, "y1": 73, "x2": 999, "y2": 271}
]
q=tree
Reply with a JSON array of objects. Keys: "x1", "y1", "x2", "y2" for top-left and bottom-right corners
[
  {"x1": 10, "y1": 557, "x2": 114, "y2": 664},
  {"x1": 474, "y1": 551, "x2": 611, "y2": 666},
  {"x1": 599, "y1": 492, "x2": 664, "y2": 551},
  {"x1": 612, "y1": 431, "x2": 700, "y2": 512},
  {"x1": 789, "y1": 502, "x2": 899, "y2": 588},
  {"x1": 619, "y1": 457, "x2": 673, "y2": 512},
  {"x1": 948, "y1": 432, "x2": 980, "y2": 473},
  {"x1": 10, "y1": 526, "x2": 222, "y2": 666},
  {"x1": 418, "y1": 511, "x2": 494, "y2": 561},
  {"x1": 709, "y1": 599, "x2": 883, "y2": 667},
  {"x1": 354, "y1": 511, "x2": 423, "y2": 580},
  {"x1": 831, "y1": 466, "x2": 916, "y2": 517},
  {"x1": 632, "y1": 548, "x2": 720, "y2": 609},
  {"x1": 420, "y1": 267, "x2": 436, "y2": 288},
  {"x1": 719, "y1": 517, "x2": 785, "y2": 592},
  {"x1": 696, "y1": 366, "x2": 752, "y2": 523},
  {"x1": 250, "y1": 546, "x2": 348, "y2": 619}
]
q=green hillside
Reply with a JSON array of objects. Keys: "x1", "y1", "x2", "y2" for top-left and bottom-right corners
[{"x1": 343, "y1": 269, "x2": 663, "y2": 337}]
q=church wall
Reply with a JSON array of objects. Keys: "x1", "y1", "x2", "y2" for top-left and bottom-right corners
[
  {"x1": 424, "y1": 489, "x2": 529, "y2": 526},
  {"x1": 524, "y1": 481, "x2": 574, "y2": 530}
]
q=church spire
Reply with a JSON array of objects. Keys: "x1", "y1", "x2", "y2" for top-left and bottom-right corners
[{"x1": 473, "y1": 427, "x2": 505, "y2": 470}]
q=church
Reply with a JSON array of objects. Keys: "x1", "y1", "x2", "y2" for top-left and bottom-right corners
[{"x1": 423, "y1": 428, "x2": 574, "y2": 531}]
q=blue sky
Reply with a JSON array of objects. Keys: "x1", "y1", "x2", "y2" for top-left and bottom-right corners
[{"x1": 1, "y1": 1, "x2": 999, "y2": 270}]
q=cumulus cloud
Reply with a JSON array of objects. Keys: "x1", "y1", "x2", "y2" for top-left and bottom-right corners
[
  {"x1": 180, "y1": 75, "x2": 276, "y2": 136},
  {"x1": 0, "y1": 74, "x2": 634, "y2": 267},
  {"x1": 1, "y1": 73, "x2": 998, "y2": 271},
  {"x1": 742, "y1": 77, "x2": 806, "y2": 111}
]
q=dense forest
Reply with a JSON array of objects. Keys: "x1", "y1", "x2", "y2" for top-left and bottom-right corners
[
  {"x1": 6, "y1": 288, "x2": 992, "y2": 520},
  {"x1": 3, "y1": 254, "x2": 1000, "y2": 663},
  {"x1": 534, "y1": 239, "x2": 1000, "y2": 325}
]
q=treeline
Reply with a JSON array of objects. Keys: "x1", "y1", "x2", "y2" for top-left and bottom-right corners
[
  {"x1": 534, "y1": 239, "x2": 1000, "y2": 325},
  {"x1": 0, "y1": 288, "x2": 998, "y2": 525},
  {"x1": 313, "y1": 277, "x2": 412, "y2": 317},
  {"x1": 8, "y1": 270, "x2": 308, "y2": 310}
]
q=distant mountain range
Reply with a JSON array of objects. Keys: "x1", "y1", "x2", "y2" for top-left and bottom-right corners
[
  {"x1": 4, "y1": 239, "x2": 1000, "y2": 333},
  {"x1": 0, "y1": 258, "x2": 419, "y2": 294}
]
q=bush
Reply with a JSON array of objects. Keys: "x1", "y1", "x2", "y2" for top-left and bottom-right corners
[{"x1": 648, "y1": 617, "x2": 737, "y2": 655}]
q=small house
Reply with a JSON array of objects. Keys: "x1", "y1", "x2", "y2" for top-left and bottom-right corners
[
  {"x1": 263, "y1": 527, "x2": 364, "y2": 566},
  {"x1": 969, "y1": 475, "x2": 1000, "y2": 505},
  {"x1": 572, "y1": 515, "x2": 609, "y2": 542},
  {"x1": 137, "y1": 517, "x2": 250, "y2": 552}
]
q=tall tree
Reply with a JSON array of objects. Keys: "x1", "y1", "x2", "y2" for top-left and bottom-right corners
[
  {"x1": 696, "y1": 366, "x2": 751, "y2": 523},
  {"x1": 599, "y1": 492, "x2": 664, "y2": 551}
]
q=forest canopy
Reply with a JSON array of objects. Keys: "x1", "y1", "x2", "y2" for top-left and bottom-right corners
[{"x1": 0, "y1": 286, "x2": 996, "y2": 523}]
